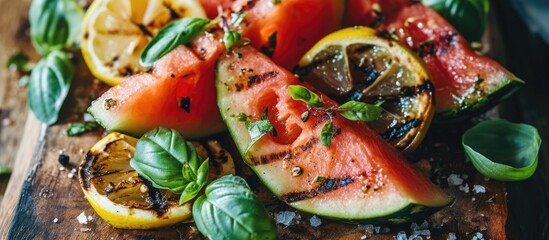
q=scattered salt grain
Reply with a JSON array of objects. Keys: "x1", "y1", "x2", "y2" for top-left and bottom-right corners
[
  {"x1": 473, "y1": 185, "x2": 486, "y2": 194},
  {"x1": 59, "y1": 166, "x2": 65, "y2": 171},
  {"x1": 52, "y1": 218, "x2": 59, "y2": 223},
  {"x1": 374, "y1": 226, "x2": 381, "y2": 234},
  {"x1": 472, "y1": 197, "x2": 476, "y2": 202},
  {"x1": 395, "y1": 231, "x2": 408, "y2": 240},
  {"x1": 80, "y1": 228, "x2": 92, "y2": 232},
  {"x1": 459, "y1": 183, "x2": 470, "y2": 193},
  {"x1": 309, "y1": 215, "x2": 322, "y2": 227},
  {"x1": 77, "y1": 212, "x2": 88, "y2": 224},
  {"x1": 360, "y1": 235, "x2": 368, "y2": 240},
  {"x1": 2, "y1": 118, "x2": 13, "y2": 127},
  {"x1": 472, "y1": 232, "x2": 484, "y2": 240},
  {"x1": 87, "y1": 215, "x2": 93, "y2": 222},
  {"x1": 275, "y1": 211, "x2": 300, "y2": 226},
  {"x1": 358, "y1": 224, "x2": 374, "y2": 234},
  {"x1": 447, "y1": 174, "x2": 463, "y2": 186},
  {"x1": 83, "y1": 113, "x2": 95, "y2": 122},
  {"x1": 68, "y1": 168, "x2": 77, "y2": 179},
  {"x1": 447, "y1": 232, "x2": 457, "y2": 240}
]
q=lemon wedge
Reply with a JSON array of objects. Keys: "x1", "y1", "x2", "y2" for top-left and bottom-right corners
[{"x1": 81, "y1": 0, "x2": 206, "y2": 85}]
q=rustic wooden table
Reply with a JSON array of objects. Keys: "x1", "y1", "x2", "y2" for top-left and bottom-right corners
[{"x1": 0, "y1": 0, "x2": 547, "y2": 239}]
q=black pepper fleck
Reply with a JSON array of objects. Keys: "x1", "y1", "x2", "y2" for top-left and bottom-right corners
[{"x1": 58, "y1": 153, "x2": 69, "y2": 165}]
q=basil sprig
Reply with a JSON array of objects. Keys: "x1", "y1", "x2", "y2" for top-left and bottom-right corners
[
  {"x1": 462, "y1": 119, "x2": 541, "y2": 181},
  {"x1": 29, "y1": 0, "x2": 83, "y2": 55},
  {"x1": 130, "y1": 127, "x2": 209, "y2": 204},
  {"x1": 288, "y1": 85, "x2": 383, "y2": 146},
  {"x1": 28, "y1": 50, "x2": 74, "y2": 124},
  {"x1": 66, "y1": 121, "x2": 100, "y2": 136},
  {"x1": 193, "y1": 175, "x2": 278, "y2": 240},
  {"x1": 139, "y1": 18, "x2": 211, "y2": 67},
  {"x1": 422, "y1": 0, "x2": 489, "y2": 42}
]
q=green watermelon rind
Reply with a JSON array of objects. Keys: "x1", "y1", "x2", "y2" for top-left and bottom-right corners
[{"x1": 436, "y1": 77, "x2": 524, "y2": 121}]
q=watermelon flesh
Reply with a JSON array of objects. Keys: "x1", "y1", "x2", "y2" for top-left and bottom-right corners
[
  {"x1": 344, "y1": 0, "x2": 523, "y2": 119},
  {"x1": 88, "y1": 31, "x2": 227, "y2": 138},
  {"x1": 216, "y1": 46, "x2": 452, "y2": 222},
  {"x1": 89, "y1": 0, "x2": 344, "y2": 138}
]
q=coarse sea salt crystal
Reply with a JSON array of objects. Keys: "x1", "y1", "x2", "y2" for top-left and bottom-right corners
[
  {"x1": 447, "y1": 174, "x2": 463, "y2": 186},
  {"x1": 77, "y1": 212, "x2": 88, "y2": 224},
  {"x1": 309, "y1": 215, "x2": 322, "y2": 227},
  {"x1": 459, "y1": 183, "x2": 470, "y2": 193},
  {"x1": 395, "y1": 231, "x2": 407, "y2": 240},
  {"x1": 275, "y1": 211, "x2": 295, "y2": 226},
  {"x1": 358, "y1": 224, "x2": 375, "y2": 234},
  {"x1": 52, "y1": 218, "x2": 59, "y2": 223},
  {"x1": 447, "y1": 232, "x2": 457, "y2": 240},
  {"x1": 473, "y1": 185, "x2": 486, "y2": 193}
]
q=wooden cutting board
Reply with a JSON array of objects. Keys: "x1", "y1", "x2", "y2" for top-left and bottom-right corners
[{"x1": 1, "y1": 0, "x2": 548, "y2": 239}]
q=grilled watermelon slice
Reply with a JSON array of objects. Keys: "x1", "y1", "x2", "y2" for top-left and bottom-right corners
[
  {"x1": 88, "y1": 31, "x2": 226, "y2": 138},
  {"x1": 344, "y1": 0, "x2": 524, "y2": 119},
  {"x1": 216, "y1": 46, "x2": 452, "y2": 223}
]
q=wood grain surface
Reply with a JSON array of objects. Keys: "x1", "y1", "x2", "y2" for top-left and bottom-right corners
[
  {"x1": 0, "y1": 0, "x2": 35, "y2": 204},
  {"x1": 1, "y1": 0, "x2": 548, "y2": 239}
]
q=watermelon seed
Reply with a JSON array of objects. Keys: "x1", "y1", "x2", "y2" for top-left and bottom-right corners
[{"x1": 291, "y1": 166, "x2": 303, "y2": 177}]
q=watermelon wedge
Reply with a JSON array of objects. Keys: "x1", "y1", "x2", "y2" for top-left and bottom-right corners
[
  {"x1": 88, "y1": 31, "x2": 226, "y2": 138},
  {"x1": 345, "y1": 0, "x2": 524, "y2": 119},
  {"x1": 216, "y1": 46, "x2": 453, "y2": 223}
]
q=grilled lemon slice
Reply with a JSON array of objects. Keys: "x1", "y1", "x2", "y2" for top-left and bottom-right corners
[
  {"x1": 78, "y1": 132, "x2": 234, "y2": 229},
  {"x1": 295, "y1": 26, "x2": 434, "y2": 153},
  {"x1": 81, "y1": 0, "x2": 206, "y2": 85}
]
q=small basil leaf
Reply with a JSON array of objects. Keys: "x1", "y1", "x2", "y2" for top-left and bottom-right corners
[
  {"x1": 29, "y1": 0, "x2": 83, "y2": 55},
  {"x1": 179, "y1": 159, "x2": 209, "y2": 204},
  {"x1": 28, "y1": 50, "x2": 74, "y2": 124},
  {"x1": 462, "y1": 119, "x2": 541, "y2": 181},
  {"x1": 0, "y1": 164, "x2": 10, "y2": 176},
  {"x1": 320, "y1": 120, "x2": 335, "y2": 147},
  {"x1": 423, "y1": 0, "x2": 489, "y2": 42},
  {"x1": 288, "y1": 85, "x2": 325, "y2": 108},
  {"x1": 66, "y1": 121, "x2": 100, "y2": 136},
  {"x1": 140, "y1": 18, "x2": 211, "y2": 67},
  {"x1": 130, "y1": 127, "x2": 208, "y2": 201},
  {"x1": 7, "y1": 52, "x2": 35, "y2": 72},
  {"x1": 338, "y1": 100, "x2": 383, "y2": 122},
  {"x1": 223, "y1": 30, "x2": 242, "y2": 50},
  {"x1": 193, "y1": 175, "x2": 278, "y2": 240},
  {"x1": 245, "y1": 115, "x2": 275, "y2": 153}
]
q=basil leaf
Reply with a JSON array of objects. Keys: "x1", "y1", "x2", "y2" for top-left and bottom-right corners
[
  {"x1": 193, "y1": 175, "x2": 278, "y2": 240},
  {"x1": 423, "y1": 0, "x2": 489, "y2": 42},
  {"x1": 130, "y1": 127, "x2": 208, "y2": 203},
  {"x1": 320, "y1": 120, "x2": 335, "y2": 147},
  {"x1": 245, "y1": 113, "x2": 275, "y2": 153},
  {"x1": 0, "y1": 164, "x2": 10, "y2": 176},
  {"x1": 224, "y1": 30, "x2": 242, "y2": 50},
  {"x1": 66, "y1": 122, "x2": 100, "y2": 136},
  {"x1": 7, "y1": 52, "x2": 35, "y2": 72},
  {"x1": 288, "y1": 85, "x2": 325, "y2": 108},
  {"x1": 29, "y1": 0, "x2": 83, "y2": 55},
  {"x1": 338, "y1": 100, "x2": 383, "y2": 122},
  {"x1": 462, "y1": 119, "x2": 541, "y2": 181},
  {"x1": 28, "y1": 50, "x2": 74, "y2": 124},
  {"x1": 140, "y1": 18, "x2": 211, "y2": 67}
]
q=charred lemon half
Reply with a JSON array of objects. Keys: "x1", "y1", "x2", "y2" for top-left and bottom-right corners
[
  {"x1": 295, "y1": 26, "x2": 434, "y2": 153},
  {"x1": 78, "y1": 132, "x2": 234, "y2": 229}
]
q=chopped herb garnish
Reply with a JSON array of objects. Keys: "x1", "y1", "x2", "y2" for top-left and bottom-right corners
[
  {"x1": 66, "y1": 121, "x2": 100, "y2": 136},
  {"x1": 245, "y1": 108, "x2": 276, "y2": 153},
  {"x1": 7, "y1": 52, "x2": 35, "y2": 72},
  {"x1": 313, "y1": 176, "x2": 326, "y2": 183},
  {"x1": 320, "y1": 121, "x2": 335, "y2": 147}
]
